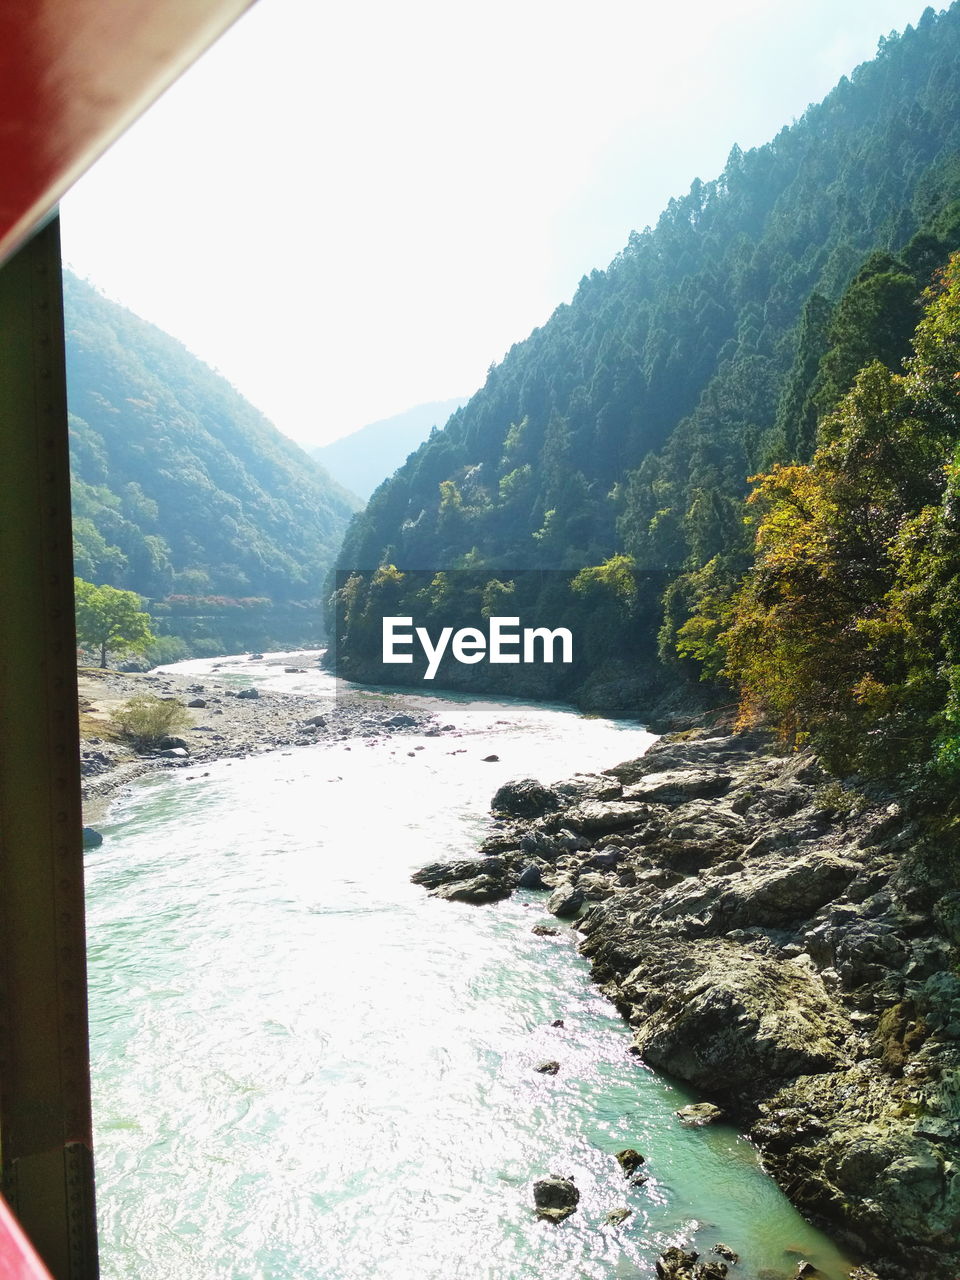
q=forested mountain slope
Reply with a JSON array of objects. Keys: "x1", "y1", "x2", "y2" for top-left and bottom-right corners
[
  {"x1": 332, "y1": 5, "x2": 960, "y2": 722},
  {"x1": 65, "y1": 271, "x2": 359, "y2": 652},
  {"x1": 312, "y1": 397, "x2": 467, "y2": 500}
]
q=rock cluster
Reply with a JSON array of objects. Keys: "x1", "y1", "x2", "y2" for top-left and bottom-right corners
[
  {"x1": 80, "y1": 665, "x2": 453, "y2": 801},
  {"x1": 414, "y1": 729, "x2": 960, "y2": 1279}
]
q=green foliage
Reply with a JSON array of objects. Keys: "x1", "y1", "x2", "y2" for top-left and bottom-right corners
[
  {"x1": 144, "y1": 635, "x2": 191, "y2": 667},
  {"x1": 65, "y1": 272, "x2": 358, "y2": 648},
  {"x1": 715, "y1": 256, "x2": 960, "y2": 795},
  {"x1": 571, "y1": 554, "x2": 638, "y2": 604},
  {"x1": 112, "y1": 695, "x2": 192, "y2": 749},
  {"x1": 74, "y1": 578, "x2": 155, "y2": 668},
  {"x1": 335, "y1": 9, "x2": 960, "y2": 712}
]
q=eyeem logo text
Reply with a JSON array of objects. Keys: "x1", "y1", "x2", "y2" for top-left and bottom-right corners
[{"x1": 383, "y1": 616, "x2": 573, "y2": 680}]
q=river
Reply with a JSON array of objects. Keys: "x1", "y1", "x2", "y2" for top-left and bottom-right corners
[{"x1": 86, "y1": 653, "x2": 857, "y2": 1279}]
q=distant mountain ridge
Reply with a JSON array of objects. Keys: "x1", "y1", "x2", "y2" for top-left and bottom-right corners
[
  {"x1": 311, "y1": 397, "x2": 467, "y2": 500},
  {"x1": 65, "y1": 271, "x2": 360, "y2": 652}
]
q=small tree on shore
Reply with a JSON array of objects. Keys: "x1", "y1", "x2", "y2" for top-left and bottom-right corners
[{"x1": 74, "y1": 578, "x2": 155, "y2": 668}]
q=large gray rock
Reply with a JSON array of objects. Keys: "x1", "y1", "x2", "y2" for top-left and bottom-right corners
[
  {"x1": 491, "y1": 777, "x2": 560, "y2": 818},
  {"x1": 412, "y1": 856, "x2": 508, "y2": 888},
  {"x1": 547, "y1": 883, "x2": 585, "y2": 918},
  {"x1": 517, "y1": 864, "x2": 546, "y2": 889},
  {"x1": 676, "y1": 1102, "x2": 725, "y2": 1126},
  {"x1": 714, "y1": 853, "x2": 859, "y2": 926},
  {"x1": 552, "y1": 773, "x2": 623, "y2": 804},
  {"x1": 432, "y1": 874, "x2": 514, "y2": 905},
  {"x1": 564, "y1": 799, "x2": 649, "y2": 835},
  {"x1": 623, "y1": 769, "x2": 731, "y2": 805},
  {"x1": 612, "y1": 937, "x2": 852, "y2": 1094}
]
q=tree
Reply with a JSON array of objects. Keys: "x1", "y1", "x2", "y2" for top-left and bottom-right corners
[{"x1": 74, "y1": 578, "x2": 155, "y2": 668}]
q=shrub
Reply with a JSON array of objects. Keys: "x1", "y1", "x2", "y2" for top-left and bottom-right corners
[{"x1": 112, "y1": 695, "x2": 192, "y2": 749}]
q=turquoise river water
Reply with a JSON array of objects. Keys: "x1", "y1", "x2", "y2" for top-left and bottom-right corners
[{"x1": 86, "y1": 653, "x2": 858, "y2": 1279}]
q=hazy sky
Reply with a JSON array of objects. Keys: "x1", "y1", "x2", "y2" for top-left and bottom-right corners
[{"x1": 61, "y1": 0, "x2": 931, "y2": 449}]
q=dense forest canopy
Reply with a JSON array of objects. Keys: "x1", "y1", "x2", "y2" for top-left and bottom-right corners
[
  {"x1": 330, "y1": 5, "x2": 960, "y2": 794},
  {"x1": 65, "y1": 271, "x2": 359, "y2": 653}
]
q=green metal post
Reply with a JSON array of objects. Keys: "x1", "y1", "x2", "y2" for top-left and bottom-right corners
[{"x1": 0, "y1": 216, "x2": 99, "y2": 1277}]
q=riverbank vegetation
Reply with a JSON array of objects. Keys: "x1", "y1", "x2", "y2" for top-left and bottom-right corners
[{"x1": 678, "y1": 257, "x2": 960, "y2": 816}]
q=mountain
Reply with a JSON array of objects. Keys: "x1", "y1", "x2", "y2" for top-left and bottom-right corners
[
  {"x1": 64, "y1": 271, "x2": 360, "y2": 655},
  {"x1": 331, "y1": 5, "x2": 960, "y2": 719},
  {"x1": 311, "y1": 397, "x2": 467, "y2": 500}
]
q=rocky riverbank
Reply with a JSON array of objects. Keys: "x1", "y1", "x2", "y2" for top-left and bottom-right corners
[
  {"x1": 79, "y1": 660, "x2": 447, "y2": 810},
  {"x1": 413, "y1": 729, "x2": 960, "y2": 1279}
]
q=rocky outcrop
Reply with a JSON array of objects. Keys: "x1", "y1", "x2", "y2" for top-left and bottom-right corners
[
  {"x1": 491, "y1": 777, "x2": 560, "y2": 818},
  {"x1": 532, "y1": 1175, "x2": 580, "y2": 1222},
  {"x1": 412, "y1": 856, "x2": 517, "y2": 903},
  {"x1": 411, "y1": 728, "x2": 960, "y2": 1278}
]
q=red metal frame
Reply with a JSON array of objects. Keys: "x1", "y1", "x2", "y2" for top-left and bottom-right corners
[
  {"x1": 0, "y1": 0, "x2": 255, "y2": 265},
  {"x1": 0, "y1": 1196, "x2": 53, "y2": 1279}
]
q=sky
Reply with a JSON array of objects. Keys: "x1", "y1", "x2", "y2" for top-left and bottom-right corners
[{"x1": 60, "y1": 0, "x2": 934, "y2": 450}]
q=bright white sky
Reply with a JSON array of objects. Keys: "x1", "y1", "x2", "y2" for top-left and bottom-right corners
[{"x1": 61, "y1": 0, "x2": 930, "y2": 449}]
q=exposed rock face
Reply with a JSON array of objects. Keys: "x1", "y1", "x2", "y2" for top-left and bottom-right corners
[
  {"x1": 594, "y1": 935, "x2": 852, "y2": 1093},
  {"x1": 411, "y1": 727, "x2": 960, "y2": 1278}
]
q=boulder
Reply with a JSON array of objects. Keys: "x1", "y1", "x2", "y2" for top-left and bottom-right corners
[
  {"x1": 676, "y1": 1102, "x2": 725, "y2": 1126},
  {"x1": 386, "y1": 713, "x2": 417, "y2": 728},
  {"x1": 236, "y1": 688, "x2": 259, "y2": 700},
  {"x1": 712, "y1": 1244, "x2": 738, "y2": 1264},
  {"x1": 81, "y1": 826, "x2": 103, "y2": 849},
  {"x1": 518, "y1": 864, "x2": 546, "y2": 889},
  {"x1": 609, "y1": 937, "x2": 852, "y2": 1095},
  {"x1": 614, "y1": 1148, "x2": 646, "y2": 1177},
  {"x1": 715, "y1": 854, "x2": 859, "y2": 928},
  {"x1": 159, "y1": 736, "x2": 189, "y2": 750},
  {"x1": 535, "y1": 1060, "x2": 560, "y2": 1075},
  {"x1": 432, "y1": 874, "x2": 514, "y2": 905},
  {"x1": 565, "y1": 799, "x2": 650, "y2": 835},
  {"x1": 532, "y1": 1175, "x2": 579, "y2": 1223},
  {"x1": 604, "y1": 1207, "x2": 632, "y2": 1225},
  {"x1": 158, "y1": 748, "x2": 188, "y2": 759},
  {"x1": 623, "y1": 768, "x2": 731, "y2": 805},
  {"x1": 412, "y1": 856, "x2": 508, "y2": 888},
  {"x1": 187, "y1": 698, "x2": 207, "y2": 708},
  {"x1": 553, "y1": 774, "x2": 623, "y2": 804},
  {"x1": 547, "y1": 884, "x2": 584, "y2": 918},
  {"x1": 492, "y1": 777, "x2": 560, "y2": 819}
]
